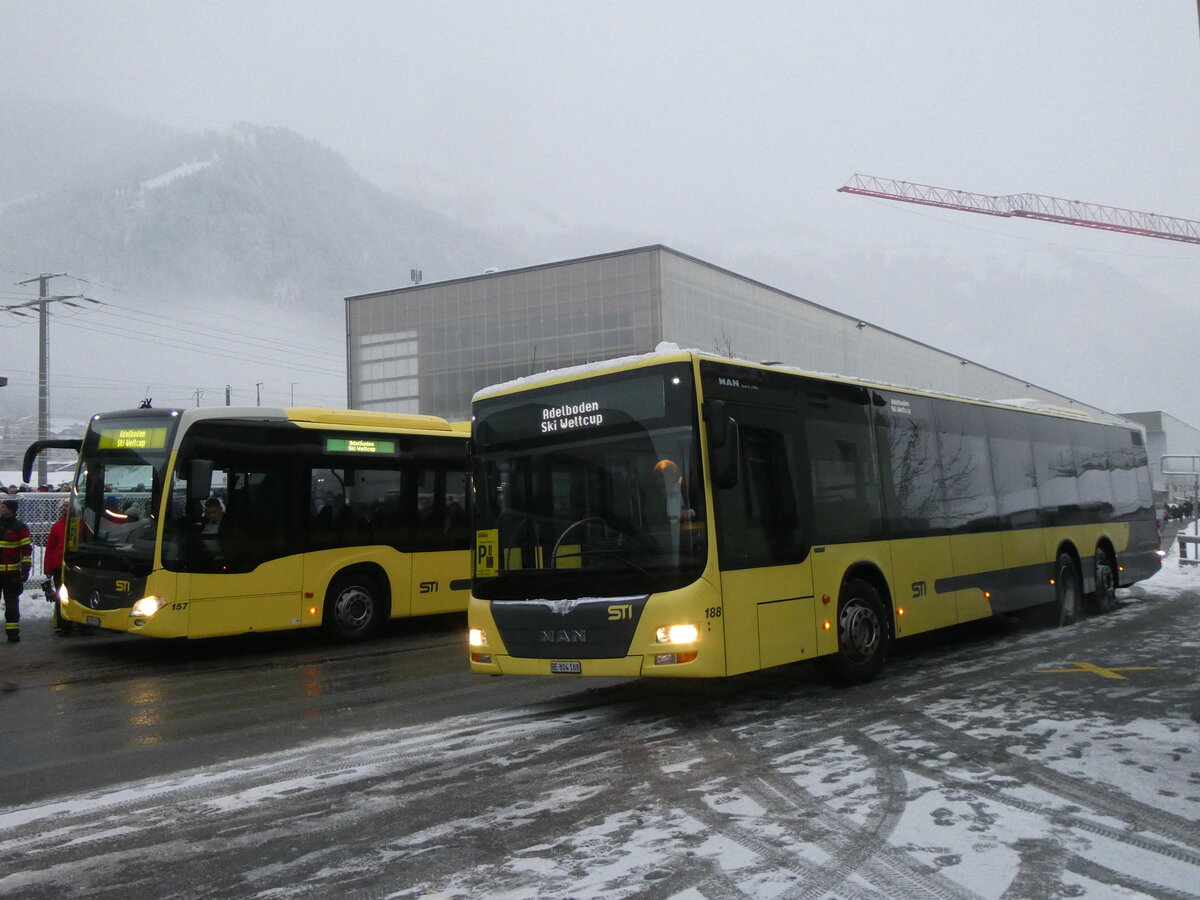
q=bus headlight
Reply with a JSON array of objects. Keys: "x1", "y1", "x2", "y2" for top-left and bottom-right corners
[
  {"x1": 469, "y1": 628, "x2": 492, "y2": 664},
  {"x1": 655, "y1": 624, "x2": 699, "y2": 644},
  {"x1": 130, "y1": 596, "x2": 166, "y2": 618},
  {"x1": 57, "y1": 583, "x2": 70, "y2": 606}
]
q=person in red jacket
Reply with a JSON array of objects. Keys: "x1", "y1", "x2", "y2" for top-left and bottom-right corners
[
  {"x1": 43, "y1": 501, "x2": 72, "y2": 635},
  {"x1": 0, "y1": 498, "x2": 32, "y2": 644}
]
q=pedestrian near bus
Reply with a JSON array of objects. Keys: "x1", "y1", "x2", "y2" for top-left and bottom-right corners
[
  {"x1": 43, "y1": 500, "x2": 73, "y2": 635},
  {"x1": 0, "y1": 498, "x2": 32, "y2": 643}
]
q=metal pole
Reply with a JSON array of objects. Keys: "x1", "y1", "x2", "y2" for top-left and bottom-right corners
[{"x1": 37, "y1": 276, "x2": 49, "y2": 487}]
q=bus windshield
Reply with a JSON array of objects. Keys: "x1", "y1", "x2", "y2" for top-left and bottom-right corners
[
  {"x1": 67, "y1": 413, "x2": 176, "y2": 577},
  {"x1": 472, "y1": 363, "x2": 706, "y2": 600}
]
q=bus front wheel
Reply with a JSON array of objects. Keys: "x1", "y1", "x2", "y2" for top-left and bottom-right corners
[
  {"x1": 323, "y1": 573, "x2": 383, "y2": 641},
  {"x1": 824, "y1": 578, "x2": 890, "y2": 686}
]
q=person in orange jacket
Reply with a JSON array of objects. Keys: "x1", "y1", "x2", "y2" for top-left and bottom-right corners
[{"x1": 0, "y1": 498, "x2": 32, "y2": 644}]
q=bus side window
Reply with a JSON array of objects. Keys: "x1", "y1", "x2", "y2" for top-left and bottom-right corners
[
  {"x1": 876, "y1": 393, "x2": 942, "y2": 536},
  {"x1": 932, "y1": 399, "x2": 997, "y2": 532},
  {"x1": 311, "y1": 468, "x2": 348, "y2": 548},
  {"x1": 414, "y1": 467, "x2": 470, "y2": 551},
  {"x1": 805, "y1": 385, "x2": 882, "y2": 542},
  {"x1": 986, "y1": 408, "x2": 1039, "y2": 529}
]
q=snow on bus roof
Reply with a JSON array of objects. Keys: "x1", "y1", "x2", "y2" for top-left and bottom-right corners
[
  {"x1": 473, "y1": 343, "x2": 1129, "y2": 427},
  {"x1": 472, "y1": 342, "x2": 696, "y2": 401}
]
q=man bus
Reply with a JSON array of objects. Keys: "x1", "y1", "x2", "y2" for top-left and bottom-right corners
[
  {"x1": 467, "y1": 348, "x2": 1160, "y2": 681},
  {"x1": 25, "y1": 406, "x2": 470, "y2": 640}
]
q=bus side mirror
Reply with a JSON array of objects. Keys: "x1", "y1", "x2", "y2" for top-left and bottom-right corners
[
  {"x1": 187, "y1": 459, "x2": 214, "y2": 502},
  {"x1": 704, "y1": 400, "x2": 740, "y2": 490}
]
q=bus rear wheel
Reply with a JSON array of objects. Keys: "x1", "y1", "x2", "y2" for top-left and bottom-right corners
[
  {"x1": 824, "y1": 578, "x2": 890, "y2": 685},
  {"x1": 1092, "y1": 548, "x2": 1118, "y2": 614},
  {"x1": 323, "y1": 573, "x2": 383, "y2": 641},
  {"x1": 1054, "y1": 553, "x2": 1082, "y2": 627}
]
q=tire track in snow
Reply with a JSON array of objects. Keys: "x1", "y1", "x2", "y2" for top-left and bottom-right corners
[{"x1": 878, "y1": 708, "x2": 1200, "y2": 866}]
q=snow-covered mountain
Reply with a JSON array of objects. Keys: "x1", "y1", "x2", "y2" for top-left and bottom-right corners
[{"x1": 0, "y1": 103, "x2": 515, "y2": 310}]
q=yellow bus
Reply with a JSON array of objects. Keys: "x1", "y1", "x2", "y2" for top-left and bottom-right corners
[
  {"x1": 25, "y1": 406, "x2": 471, "y2": 640},
  {"x1": 467, "y1": 349, "x2": 1161, "y2": 681}
]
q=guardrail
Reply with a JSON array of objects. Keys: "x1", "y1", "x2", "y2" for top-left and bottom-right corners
[{"x1": 1178, "y1": 533, "x2": 1200, "y2": 566}]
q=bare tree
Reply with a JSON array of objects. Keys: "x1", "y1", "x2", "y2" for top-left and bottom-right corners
[{"x1": 713, "y1": 329, "x2": 736, "y2": 358}]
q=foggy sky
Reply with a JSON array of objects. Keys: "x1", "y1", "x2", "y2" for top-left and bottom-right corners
[{"x1": 3, "y1": 1, "x2": 1199, "y2": 425}]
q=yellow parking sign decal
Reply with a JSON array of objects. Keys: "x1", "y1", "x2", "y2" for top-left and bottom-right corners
[{"x1": 475, "y1": 529, "x2": 498, "y2": 578}]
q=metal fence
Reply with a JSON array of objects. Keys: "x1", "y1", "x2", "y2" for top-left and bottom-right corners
[{"x1": 6, "y1": 492, "x2": 70, "y2": 589}]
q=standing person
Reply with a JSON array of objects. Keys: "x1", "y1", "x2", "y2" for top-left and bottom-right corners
[
  {"x1": 0, "y1": 498, "x2": 32, "y2": 643},
  {"x1": 43, "y1": 500, "x2": 72, "y2": 635}
]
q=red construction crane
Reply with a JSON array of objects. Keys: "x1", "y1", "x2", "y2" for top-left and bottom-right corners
[{"x1": 838, "y1": 174, "x2": 1200, "y2": 245}]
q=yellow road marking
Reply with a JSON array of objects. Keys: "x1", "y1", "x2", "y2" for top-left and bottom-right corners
[{"x1": 1034, "y1": 661, "x2": 1160, "y2": 680}]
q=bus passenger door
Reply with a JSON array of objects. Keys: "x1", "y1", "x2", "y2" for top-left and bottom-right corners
[
  {"x1": 176, "y1": 455, "x2": 306, "y2": 636},
  {"x1": 713, "y1": 406, "x2": 815, "y2": 674}
]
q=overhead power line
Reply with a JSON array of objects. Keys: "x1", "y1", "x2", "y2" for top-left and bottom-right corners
[
  {"x1": 5, "y1": 273, "x2": 101, "y2": 484},
  {"x1": 51, "y1": 314, "x2": 344, "y2": 377},
  {"x1": 838, "y1": 174, "x2": 1200, "y2": 245},
  {"x1": 62, "y1": 273, "x2": 347, "y2": 345}
]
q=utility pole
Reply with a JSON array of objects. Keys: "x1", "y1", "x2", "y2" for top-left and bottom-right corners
[
  {"x1": 256, "y1": 382, "x2": 263, "y2": 406},
  {"x1": 9, "y1": 273, "x2": 99, "y2": 486}
]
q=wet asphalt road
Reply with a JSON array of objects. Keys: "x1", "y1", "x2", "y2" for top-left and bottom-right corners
[
  {"x1": 0, "y1": 572, "x2": 1198, "y2": 898},
  {"x1": 0, "y1": 612, "x2": 594, "y2": 808}
]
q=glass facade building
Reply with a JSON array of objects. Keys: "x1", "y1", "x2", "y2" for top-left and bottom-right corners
[{"x1": 345, "y1": 245, "x2": 1108, "y2": 424}]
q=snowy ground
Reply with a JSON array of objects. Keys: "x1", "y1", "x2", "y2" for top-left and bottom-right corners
[{"x1": 1, "y1": 550, "x2": 1197, "y2": 898}]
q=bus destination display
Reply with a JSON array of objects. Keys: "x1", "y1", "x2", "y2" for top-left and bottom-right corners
[
  {"x1": 97, "y1": 427, "x2": 169, "y2": 450},
  {"x1": 325, "y1": 437, "x2": 397, "y2": 455}
]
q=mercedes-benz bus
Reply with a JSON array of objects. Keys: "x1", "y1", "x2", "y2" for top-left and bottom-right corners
[
  {"x1": 467, "y1": 348, "x2": 1160, "y2": 681},
  {"x1": 25, "y1": 406, "x2": 470, "y2": 640}
]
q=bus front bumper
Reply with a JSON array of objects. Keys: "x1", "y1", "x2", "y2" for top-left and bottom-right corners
[
  {"x1": 61, "y1": 598, "x2": 189, "y2": 638},
  {"x1": 469, "y1": 650, "x2": 721, "y2": 677}
]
